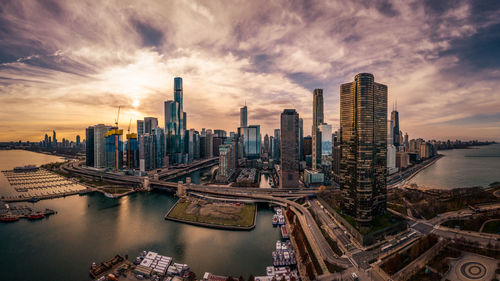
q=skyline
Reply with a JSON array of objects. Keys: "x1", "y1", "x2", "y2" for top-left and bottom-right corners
[{"x1": 1, "y1": 0, "x2": 500, "y2": 141}]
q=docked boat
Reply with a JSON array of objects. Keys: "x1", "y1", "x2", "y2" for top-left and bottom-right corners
[
  {"x1": 0, "y1": 215, "x2": 20, "y2": 222},
  {"x1": 28, "y1": 197, "x2": 40, "y2": 203},
  {"x1": 276, "y1": 241, "x2": 281, "y2": 250},
  {"x1": 104, "y1": 192, "x2": 114, "y2": 199},
  {"x1": 27, "y1": 213, "x2": 45, "y2": 220},
  {"x1": 278, "y1": 215, "x2": 285, "y2": 225},
  {"x1": 272, "y1": 215, "x2": 278, "y2": 226},
  {"x1": 281, "y1": 225, "x2": 289, "y2": 239}
]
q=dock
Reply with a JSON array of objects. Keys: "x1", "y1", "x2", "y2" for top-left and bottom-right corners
[{"x1": 0, "y1": 203, "x2": 57, "y2": 222}]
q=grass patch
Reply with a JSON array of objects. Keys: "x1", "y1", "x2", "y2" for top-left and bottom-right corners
[
  {"x1": 167, "y1": 199, "x2": 256, "y2": 228},
  {"x1": 99, "y1": 186, "x2": 131, "y2": 194}
]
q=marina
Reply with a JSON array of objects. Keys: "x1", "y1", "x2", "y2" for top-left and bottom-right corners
[
  {"x1": 0, "y1": 202, "x2": 56, "y2": 222},
  {"x1": 1, "y1": 166, "x2": 90, "y2": 202}
]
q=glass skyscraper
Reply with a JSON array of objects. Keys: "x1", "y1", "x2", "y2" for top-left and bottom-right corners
[
  {"x1": 241, "y1": 125, "x2": 260, "y2": 159},
  {"x1": 280, "y1": 109, "x2": 299, "y2": 188},
  {"x1": 164, "y1": 77, "x2": 187, "y2": 165},
  {"x1": 312, "y1": 89, "x2": 324, "y2": 170},
  {"x1": 340, "y1": 73, "x2": 387, "y2": 229}
]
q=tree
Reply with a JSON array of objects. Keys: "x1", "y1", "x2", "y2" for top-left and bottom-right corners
[
  {"x1": 247, "y1": 274, "x2": 255, "y2": 281},
  {"x1": 238, "y1": 276, "x2": 245, "y2": 281}
]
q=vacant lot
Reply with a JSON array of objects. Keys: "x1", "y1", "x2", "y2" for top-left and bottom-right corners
[{"x1": 167, "y1": 198, "x2": 256, "y2": 228}]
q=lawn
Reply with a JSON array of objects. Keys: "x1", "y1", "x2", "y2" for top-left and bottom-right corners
[{"x1": 167, "y1": 200, "x2": 256, "y2": 228}]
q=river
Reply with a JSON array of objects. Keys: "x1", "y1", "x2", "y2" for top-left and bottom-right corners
[
  {"x1": 409, "y1": 143, "x2": 500, "y2": 189},
  {"x1": 0, "y1": 150, "x2": 280, "y2": 281}
]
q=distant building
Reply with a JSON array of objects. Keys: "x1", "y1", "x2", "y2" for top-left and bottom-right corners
[
  {"x1": 217, "y1": 143, "x2": 234, "y2": 182},
  {"x1": 340, "y1": 73, "x2": 387, "y2": 229},
  {"x1": 105, "y1": 129, "x2": 123, "y2": 171},
  {"x1": 240, "y1": 103, "x2": 247, "y2": 128},
  {"x1": 76, "y1": 135, "x2": 81, "y2": 147},
  {"x1": 126, "y1": 133, "x2": 139, "y2": 169},
  {"x1": 144, "y1": 117, "x2": 158, "y2": 135},
  {"x1": 319, "y1": 123, "x2": 332, "y2": 156},
  {"x1": 387, "y1": 120, "x2": 398, "y2": 175},
  {"x1": 312, "y1": 89, "x2": 324, "y2": 170},
  {"x1": 85, "y1": 126, "x2": 95, "y2": 167},
  {"x1": 304, "y1": 169, "x2": 324, "y2": 187},
  {"x1": 396, "y1": 151, "x2": 410, "y2": 169},
  {"x1": 391, "y1": 107, "x2": 400, "y2": 148},
  {"x1": 273, "y1": 129, "x2": 280, "y2": 162},
  {"x1": 214, "y1": 130, "x2": 227, "y2": 138},
  {"x1": 241, "y1": 125, "x2": 261, "y2": 159},
  {"x1": 303, "y1": 136, "x2": 312, "y2": 161},
  {"x1": 280, "y1": 109, "x2": 299, "y2": 188},
  {"x1": 93, "y1": 124, "x2": 112, "y2": 168},
  {"x1": 298, "y1": 118, "x2": 303, "y2": 161},
  {"x1": 137, "y1": 120, "x2": 144, "y2": 136}
]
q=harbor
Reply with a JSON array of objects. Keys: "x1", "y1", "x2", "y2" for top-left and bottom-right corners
[
  {"x1": 1, "y1": 165, "x2": 91, "y2": 202},
  {"x1": 0, "y1": 201, "x2": 56, "y2": 222}
]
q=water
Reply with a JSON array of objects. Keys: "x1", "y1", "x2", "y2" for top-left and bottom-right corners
[
  {"x1": 0, "y1": 150, "x2": 280, "y2": 281},
  {"x1": 409, "y1": 144, "x2": 500, "y2": 189},
  {"x1": 259, "y1": 173, "x2": 271, "y2": 188}
]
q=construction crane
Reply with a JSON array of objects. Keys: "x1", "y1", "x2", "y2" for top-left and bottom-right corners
[
  {"x1": 114, "y1": 106, "x2": 121, "y2": 128},
  {"x1": 127, "y1": 118, "x2": 132, "y2": 134}
]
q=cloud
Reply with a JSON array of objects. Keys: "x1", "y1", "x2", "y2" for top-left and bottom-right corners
[{"x1": 0, "y1": 0, "x2": 499, "y2": 141}]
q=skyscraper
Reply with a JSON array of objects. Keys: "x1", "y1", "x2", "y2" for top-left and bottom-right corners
[
  {"x1": 240, "y1": 103, "x2": 247, "y2": 128},
  {"x1": 273, "y1": 129, "x2": 280, "y2": 161},
  {"x1": 312, "y1": 89, "x2": 324, "y2": 169},
  {"x1": 93, "y1": 124, "x2": 112, "y2": 168},
  {"x1": 52, "y1": 130, "x2": 57, "y2": 147},
  {"x1": 319, "y1": 123, "x2": 332, "y2": 156},
  {"x1": 137, "y1": 120, "x2": 144, "y2": 136},
  {"x1": 280, "y1": 109, "x2": 299, "y2": 188},
  {"x1": 144, "y1": 117, "x2": 158, "y2": 135},
  {"x1": 340, "y1": 73, "x2": 387, "y2": 229},
  {"x1": 391, "y1": 106, "x2": 400, "y2": 148},
  {"x1": 85, "y1": 126, "x2": 94, "y2": 167},
  {"x1": 174, "y1": 77, "x2": 185, "y2": 158},
  {"x1": 241, "y1": 125, "x2": 260, "y2": 159},
  {"x1": 298, "y1": 118, "x2": 303, "y2": 161}
]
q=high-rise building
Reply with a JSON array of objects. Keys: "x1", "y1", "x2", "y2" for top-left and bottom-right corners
[
  {"x1": 165, "y1": 100, "x2": 181, "y2": 165},
  {"x1": 52, "y1": 130, "x2": 57, "y2": 147},
  {"x1": 240, "y1": 125, "x2": 260, "y2": 159},
  {"x1": 263, "y1": 134, "x2": 270, "y2": 154},
  {"x1": 387, "y1": 120, "x2": 398, "y2": 175},
  {"x1": 214, "y1": 130, "x2": 226, "y2": 138},
  {"x1": 299, "y1": 118, "x2": 303, "y2": 161},
  {"x1": 85, "y1": 126, "x2": 95, "y2": 167},
  {"x1": 312, "y1": 89, "x2": 324, "y2": 169},
  {"x1": 76, "y1": 135, "x2": 81, "y2": 147},
  {"x1": 144, "y1": 117, "x2": 158, "y2": 135},
  {"x1": 126, "y1": 133, "x2": 139, "y2": 169},
  {"x1": 217, "y1": 143, "x2": 234, "y2": 182},
  {"x1": 339, "y1": 73, "x2": 387, "y2": 229},
  {"x1": 391, "y1": 107, "x2": 400, "y2": 148},
  {"x1": 105, "y1": 129, "x2": 124, "y2": 171},
  {"x1": 175, "y1": 77, "x2": 185, "y2": 157},
  {"x1": 303, "y1": 136, "x2": 312, "y2": 160},
  {"x1": 240, "y1": 103, "x2": 247, "y2": 128},
  {"x1": 93, "y1": 124, "x2": 112, "y2": 168},
  {"x1": 319, "y1": 123, "x2": 332, "y2": 156},
  {"x1": 137, "y1": 120, "x2": 144, "y2": 137},
  {"x1": 280, "y1": 109, "x2": 299, "y2": 188},
  {"x1": 273, "y1": 129, "x2": 280, "y2": 161}
]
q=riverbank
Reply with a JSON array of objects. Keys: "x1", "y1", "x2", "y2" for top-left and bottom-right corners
[
  {"x1": 165, "y1": 196, "x2": 257, "y2": 230},
  {"x1": 387, "y1": 154, "x2": 443, "y2": 188}
]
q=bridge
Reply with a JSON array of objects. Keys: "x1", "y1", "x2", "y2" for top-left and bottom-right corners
[{"x1": 156, "y1": 157, "x2": 219, "y2": 180}]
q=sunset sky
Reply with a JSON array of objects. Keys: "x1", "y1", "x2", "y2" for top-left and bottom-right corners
[{"x1": 1, "y1": 0, "x2": 499, "y2": 142}]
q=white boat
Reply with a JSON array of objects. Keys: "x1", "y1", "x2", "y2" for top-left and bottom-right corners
[{"x1": 104, "y1": 192, "x2": 114, "y2": 198}]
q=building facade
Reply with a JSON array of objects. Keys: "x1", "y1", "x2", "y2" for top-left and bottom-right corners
[
  {"x1": 312, "y1": 89, "x2": 324, "y2": 170},
  {"x1": 339, "y1": 73, "x2": 387, "y2": 229},
  {"x1": 280, "y1": 109, "x2": 300, "y2": 188}
]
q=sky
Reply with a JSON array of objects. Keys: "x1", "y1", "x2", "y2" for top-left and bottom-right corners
[{"x1": 1, "y1": 0, "x2": 499, "y2": 142}]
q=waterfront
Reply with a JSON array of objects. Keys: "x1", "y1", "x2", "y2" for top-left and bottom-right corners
[
  {"x1": 409, "y1": 144, "x2": 500, "y2": 189},
  {"x1": 0, "y1": 151, "x2": 280, "y2": 280}
]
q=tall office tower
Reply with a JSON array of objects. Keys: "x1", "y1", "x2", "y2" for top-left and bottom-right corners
[
  {"x1": 126, "y1": 133, "x2": 139, "y2": 169},
  {"x1": 105, "y1": 128, "x2": 124, "y2": 171},
  {"x1": 93, "y1": 124, "x2": 112, "y2": 168},
  {"x1": 242, "y1": 125, "x2": 260, "y2": 159},
  {"x1": 303, "y1": 136, "x2": 312, "y2": 159},
  {"x1": 299, "y1": 118, "x2": 304, "y2": 161},
  {"x1": 339, "y1": 73, "x2": 387, "y2": 229},
  {"x1": 174, "y1": 77, "x2": 185, "y2": 154},
  {"x1": 44, "y1": 134, "x2": 49, "y2": 147},
  {"x1": 76, "y1": 135, "x2": 81, "y2": 147},
  {"x1": 280, "y1": 109, "x2": 299, "y2": 188},
  {"x1": 144, "y1": 117, "x2": 158, "y2": 135},
  {"x1": 273, "y1": 129, "x2": 281, "y2": 161},
  {"x1": 312, "y1": 89, "x2": 324, "y2": 169},
  {"x1": 240, "y1": 103, "x2": 247, "y2": 128},
  {"x1": 217, "y1": 143, "x2": 234, "y2": 182},
  {"x1": 391, "y1": 107, "x2": 400, "y2": 149},
  {"x1": 214, "y1": 130, "x2": 227, "y2": 138},
  {"x1": 404, "y1": 132, "x2": 409, "y2": 150},
  {"x1": 165, "y1": 100, "x2": 181, "y2": 165},
  {"x1": 387, "y1": 120, "x2": 397, "y2": 175},
  {"x1": 52, "y1": 130, "x2": 57, "y2": 147},
  {"x1": 205, "y1": 131, "x2": 214, "y2": 158},
  {"x1": 263, "y1": 134, "x2": 270, "y2": 154},
  {"x1": 137, "y1": 120, "x2": 144, "y2": 136},
  {"x1": 85, "y1": 126, "x2": 95, "y2": 167},
  {"x1": 153, "y1": 128, "x2": 165, "y2": 169},
  {"x1": 319, "y1": 123, "x2": 332, "y2": 156}
]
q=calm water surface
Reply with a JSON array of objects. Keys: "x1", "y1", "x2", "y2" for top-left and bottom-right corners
[
  {"x1": 410, "y1": 144, "x2": 500, "y2": 189},
  {"x1": 0, "y1": 150, "x2": 279, "y2": 281}
]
